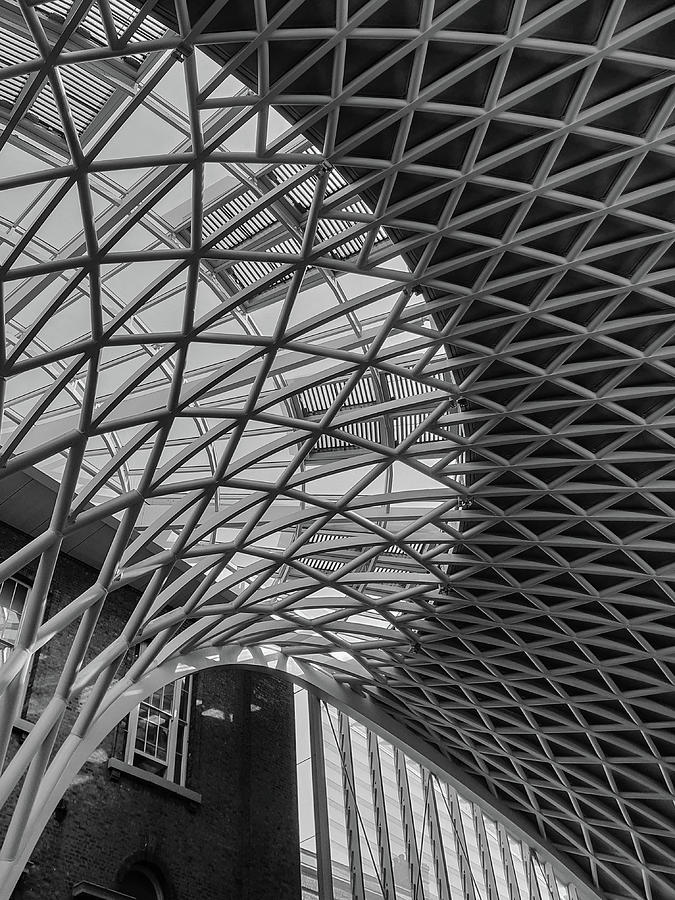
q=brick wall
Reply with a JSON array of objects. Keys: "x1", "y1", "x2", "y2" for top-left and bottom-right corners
[{"x1": 0, "y1": 522, "x2": 301, "y2": 900}]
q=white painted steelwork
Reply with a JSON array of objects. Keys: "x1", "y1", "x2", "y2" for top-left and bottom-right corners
[{"x1": 0, "y1": 3, "x2": 673, "y2": 900}]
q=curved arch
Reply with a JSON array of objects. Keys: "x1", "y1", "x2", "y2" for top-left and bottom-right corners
[
  {"x1": 0, "y1": 4, "x2": 674, "y2": 900},
  {"x1": 117, "y1": 856, "x2": 174, "y2": 900},
  {"x1": 0, "y1": 646, "x2": 601, "y2": 900}
]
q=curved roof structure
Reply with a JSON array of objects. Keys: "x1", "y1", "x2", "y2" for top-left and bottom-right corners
[{"x1": 0, "y1": 2, "x2": 674, "y2": 899}]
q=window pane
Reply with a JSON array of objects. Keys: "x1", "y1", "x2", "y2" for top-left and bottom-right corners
[
  {"x1": 126, "y1": 674, "x2": 193, "y2": 786},
  {"x1": 136, "y1": 703, "x2": 171, "y2": 762},
  {"x1": 0, "y1": 578, "x2": 28, "y2": 648}
]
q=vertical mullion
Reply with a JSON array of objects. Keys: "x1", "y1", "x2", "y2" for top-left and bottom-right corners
[
  {"x1": 165, "y1": 680, "x2": 180, "y2": 782},
  {"x1": 308, "y1": 692, "x2": 335, "y2": 900},
  {"x1": 544, "y1": 861, "x2": 563, "y2": 900},
  {"x1": 473, "y1": 808, "x2": 499, "y2": 900},
  {"x1": 177, "y1": 675, "x2": 192, "y2": 785},
  {"x1": 447, "y1": 788, "x2": 478, "y2": 900},
  {"x1": 368, "y1": 729, "x2": 397, "y2": 900},
  {"x1": 338, "y1": 711, "x2": 366, "y2": 900},
  {"x1": 524, "y1": 846, "x2": 543, "y2": 900},
  {"x1": 498, "y1": 823, "x2": 523, "y2": 900},
  {"x1": 125, "y1": 703, "x2": 139, "y2": 765},
  {"x1": 423, "y1": 772, "x2": 451, "y2": 900},
  {"x1": 394, "y1": 746, "x2": 425, "y2": 900}
]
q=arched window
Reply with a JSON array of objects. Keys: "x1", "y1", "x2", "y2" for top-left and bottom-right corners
[{"x1": 118, "y1": 863, "x2": 166, "y2": 900}]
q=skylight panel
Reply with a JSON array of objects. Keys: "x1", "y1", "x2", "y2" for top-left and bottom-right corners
[
  {"x1": 40, "y1": 0, "x2": 166, "y2": 55},
  {"x1": 28, "y1": 65, "x2": 116, "y2": 135},
  {"x1": 0, "y1": 26, "x2": 35, "y2": 108},
  {"x1": 313, "y1": 419, "x2": 382, "y2": 454},
  {"x1": 297, "y1": 377, "x2": 378, "y2": 416},
  {"x1": 0, "y1": 0, "x2": 465, "y2": 796},
  {"x1": 392, "y1": 412, "x2": 446, "y2": 444},
  {"x1": 386, "y1": 369, "x2": 445, "y2": 398}
]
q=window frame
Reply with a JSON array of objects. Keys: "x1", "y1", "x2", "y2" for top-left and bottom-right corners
[
  {"x1": 124, "y1": 673, "x2": 193, "y2": 787},
  {"x1": 0, "y1": 575, "x2": 31, "y2": 663},
  {"x1": 118, "y1": 862, "x2": 167, "y2": 900}
]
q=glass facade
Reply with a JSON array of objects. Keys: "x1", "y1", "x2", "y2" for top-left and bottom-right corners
[
  {"x1": 295, "y1": 690, "x2": 578, "y2": 900},
  {"x1": 0, "y1": 2, "x2": 670, "y2": 898}
]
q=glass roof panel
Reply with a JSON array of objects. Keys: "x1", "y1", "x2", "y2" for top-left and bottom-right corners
[{"x1": 5, "y1": 4, "x2": 652, "y2": 897}]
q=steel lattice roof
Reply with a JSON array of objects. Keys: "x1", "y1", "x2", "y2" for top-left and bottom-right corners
[{"x1": 0, "y1": 2, "x2": 674, "y2": 900}]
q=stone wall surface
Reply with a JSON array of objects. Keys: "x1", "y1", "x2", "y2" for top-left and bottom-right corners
[{"x1": 0, "y1": 521, "x2": 301, "y2": 900}]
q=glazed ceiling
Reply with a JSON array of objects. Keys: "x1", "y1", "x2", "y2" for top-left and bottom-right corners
[{"x1": 0, "y1": 2, "x2": 675, "y2": 899}]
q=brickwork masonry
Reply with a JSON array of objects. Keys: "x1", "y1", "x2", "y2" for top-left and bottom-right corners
[{"x1": 0, "y1": 521, "x2": 301, "y2": 900}]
